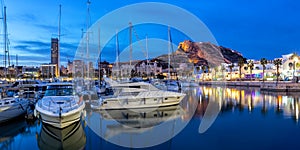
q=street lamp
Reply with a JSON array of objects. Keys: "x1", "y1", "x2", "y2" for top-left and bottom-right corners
[{"x1": 293, "y1": 56, "x2": 298, "y2": 81}]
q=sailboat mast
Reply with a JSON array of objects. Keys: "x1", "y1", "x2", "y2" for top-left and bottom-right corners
[
  {"x1": 146, "y1": 35, "x2": 149, "y2": 78},
  {"x1": 3, "y1": 6, "x2": 7, "y2": 78},
  {"x1": 115, "y1": 30, "x2": 120, "y2": 80},
  {"x1": 86, "y1": 0, "x2": 91, "y2": 79},
  {"x1": 168, "y1": 26, "x2": 171, "y2": 80},
  {"x1": 16, "y1": 54, "x2": 18, "y2": 66},
  {"x1": 57, "y1": 4, "x2": 61, "y2": 77},
  {"x1": 129, "y1": 22, "x2": 132, "y2": 67},
  {"x1": 98, "y1": 26, "x2": 101, "y2": 82}
]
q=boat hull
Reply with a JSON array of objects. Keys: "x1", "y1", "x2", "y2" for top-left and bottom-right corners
[
  {"x1": 38, "y1": 110, "x2": 83, "y2": 128},
  {"x1": 36, "y1": 102, "x2": 85, "y2": 129},
  {"x1": 0, "y1": 100, "x2": 28, "y2": 123},
  {"x1": 91, "y1": 94, "x2": 185, "y2": 110}
]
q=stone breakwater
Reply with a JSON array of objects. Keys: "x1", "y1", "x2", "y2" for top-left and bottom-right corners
[{"x1": 198, "y1": 81, "x2": 300, "y2": 92}]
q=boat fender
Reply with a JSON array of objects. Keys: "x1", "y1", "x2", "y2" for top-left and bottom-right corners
[{"x1": 59, "y1": 107, "x2": 62, "y2": 118}]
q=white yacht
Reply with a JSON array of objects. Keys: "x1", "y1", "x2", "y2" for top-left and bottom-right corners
[
  {"x1": 0, "y1": 96, "x2": 29, "y2": 123},
  {"x1": 90, "y1": 78, "x2": 186, "y2": 110},
  {"x1": 35, "y1": 82, "x2": 85, "y2": 128}
]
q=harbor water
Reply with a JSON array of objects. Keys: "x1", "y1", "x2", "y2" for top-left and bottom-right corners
[{"x1": 1, "y1": 86, "x2": 300, "y2": 150}]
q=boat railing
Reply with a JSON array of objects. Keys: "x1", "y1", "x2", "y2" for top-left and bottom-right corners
[{"x1": 38, "y1": 97, "x2": 83, "y2": 114}]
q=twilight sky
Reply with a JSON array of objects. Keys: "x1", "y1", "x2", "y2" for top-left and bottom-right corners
[{"x1": 1, "y1": 0, "x2": 300, "y2": 66}]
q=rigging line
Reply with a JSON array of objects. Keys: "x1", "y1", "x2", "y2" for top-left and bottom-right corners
[{"x1": 131, "y1": 25, "x2": 147, "y2": 58}]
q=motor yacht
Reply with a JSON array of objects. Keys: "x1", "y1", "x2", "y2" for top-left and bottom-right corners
[{"x1": 35, "y1": 82, "x2": 85, "y2": 128}]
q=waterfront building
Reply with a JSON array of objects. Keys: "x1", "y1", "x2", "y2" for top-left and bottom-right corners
[
  {"x1": 40, "y1": 64, "x2": 57, "y2": 79},
  {"x1": 281, "y1": 53, "x2": 299, "y2": 80},
  {"x1": 73, "y1": 60, "x2": 85, "y2": 78}
]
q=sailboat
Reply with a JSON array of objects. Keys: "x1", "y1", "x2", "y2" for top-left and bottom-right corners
[
  {"x1": 0, "y1": 6, "x2": 29, "y2": 123},
  {"x1": 0, "y1": 95, "x2": 29, "y2": 123},
  {"x1": 157, "y1": 26, "x2": 180, "y2": 92}
]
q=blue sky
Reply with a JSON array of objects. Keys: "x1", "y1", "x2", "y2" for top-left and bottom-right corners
[{"x1": 2, "y1": 0, "x2": 300, "y2": 66}]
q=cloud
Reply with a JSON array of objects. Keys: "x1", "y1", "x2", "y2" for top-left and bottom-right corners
[
  {"x1": 11, "y1": 39, "x2": 78, "y2": 65},
  {"x1": 19, "y1": 13, "x2": 38, "y2": 22},
  {"x1": 34, "y1": 24, "x2": 58, "y2": 34}
]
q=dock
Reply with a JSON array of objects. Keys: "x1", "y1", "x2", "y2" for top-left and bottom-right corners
[{"x1": 198, "y1": 81, "x2": 300, "y2": 92}]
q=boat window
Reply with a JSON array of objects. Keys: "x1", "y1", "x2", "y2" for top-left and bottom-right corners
[
  {"x1": 165, "y1": 98, "x2": 168, "y2": 100},
  {"x1": 4, "y1": 102, "x2": 9, "y2": 104},
  {"x1": 119, "y1": 92, "x2": 139, "y2": 96},
  {"x1": 10, "y1": 100, "x2": 16, "y2": 103},
  {"x1": 129, "y1": 86, "x2": 141, "y2": 88},
  {"x1": 45, "y1": 85, "x2": 73, "y2": 96}
]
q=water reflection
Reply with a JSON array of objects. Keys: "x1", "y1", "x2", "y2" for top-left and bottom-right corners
[
  {"x1": 0, "y1": 118, "x2": 27, "y2": 149},
  {"x1": 2, "y1": 86, "x2": 300, "y2": 149},
  {"x1": 38, "y1": 121, "x2": 86, "y2": 150},
  {"x1": 187, "y1": 86, "x2": 300, "y2": 123},
  {"x1": 85, "y1": 104, "x2": 188, "y2": 148}
]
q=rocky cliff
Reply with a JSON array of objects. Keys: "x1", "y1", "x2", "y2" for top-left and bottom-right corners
[{"x1": 176, "y1": 40, "x2": 245, "y2": 67}]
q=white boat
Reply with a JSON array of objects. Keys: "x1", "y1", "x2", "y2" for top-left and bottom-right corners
[
  {"x1": 90, "y1": 78, "x2": 185, "y2": 110},
  {"x1": 0, "y1": 94, "x2": 29, "y2": 123},
  {"x1": 35, "y1": 82, "x2": 85, "y2": 128}
]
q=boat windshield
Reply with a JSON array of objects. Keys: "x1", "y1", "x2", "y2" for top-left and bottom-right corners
[{"x1": 44, "y1": 85, "x2": 74, "y2": 96}]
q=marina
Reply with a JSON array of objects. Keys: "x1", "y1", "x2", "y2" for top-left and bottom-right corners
[
  {"x1": 1, "y1": 86, "x2": 300, "y2": 149},
  {"x1": 0, "y1": 0, "x2": 299, "y2": 149}
]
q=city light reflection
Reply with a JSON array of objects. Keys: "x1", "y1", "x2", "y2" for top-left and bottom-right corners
[{"x1": 183, "y1": 86, "x2": 300, "y2": 123}]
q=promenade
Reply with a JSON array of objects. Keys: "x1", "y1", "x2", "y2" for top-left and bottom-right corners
[{"x1": 198, "y1": 80, "x2": 300, "y2": 92}]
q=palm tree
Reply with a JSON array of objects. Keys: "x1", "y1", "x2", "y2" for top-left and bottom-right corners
[
  {"x1": 248, "y1": 60, "x2": 254, "y2": 81},
  {"x1": 221, "y1": 64, "x2": 226, "y2": 80},
  {"x1": 207, "y1": 66, "x2": 211, "y2": 80},
  {"x1": 238, "y1": 58, "x2": 245, "y2": 81},
  {"x1": 213, "y1": 67, "x2": 218, "y2": 80},
  {"x1": 201, "y1": 65, "x2": 206, "y2": 81},
  {"x1": 273, "y1": 59, "x2": 282, "y2": 85},
  {"x1": 260, "y1": 58, "x2": 268, "y2": 83},
  {"x1": 228, "y1": 63, "x2": 234, "y2": 81}
]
